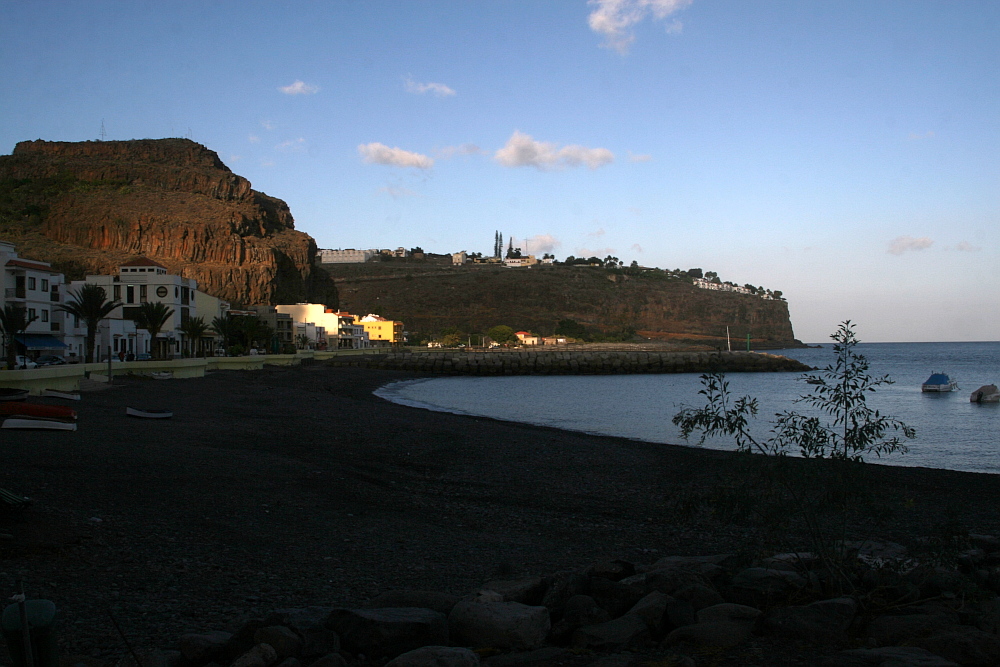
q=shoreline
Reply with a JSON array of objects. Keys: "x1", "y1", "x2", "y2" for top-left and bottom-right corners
[{"x1": 2, "y1": 362, "x2": 999, "y2": 663}]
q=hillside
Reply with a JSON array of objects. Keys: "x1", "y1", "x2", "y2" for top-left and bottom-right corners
[
  {"x1": 328, "y1": 257, "x2": 801, "y2": 348},
  {"x1": 0, "y1": 139, "x2": 336, "y2": 306}
]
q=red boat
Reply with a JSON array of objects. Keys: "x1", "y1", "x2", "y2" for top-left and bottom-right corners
[{"x1": 0, "y1": 402, "x2": 77, "y2": 421}]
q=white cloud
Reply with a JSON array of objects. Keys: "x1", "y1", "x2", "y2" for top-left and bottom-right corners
[
  {"x1": 888, "y1": 235, "x2": 934, "y2": 255},
  {"x1": 279, "y1": 80, "x2": 319, "y2": 95},
  {"x1": 379, "y1": 185, "x2": 420, "y2": 199},
  {"x1": 276, "y1": 138, "x2": 306, "y2": 152},
  {"x1": 261, "y1": 120, "x2": 275, "y2": 130},
  {"x1": 248, "y1": 135, "x2": 260, "y2": 143},
  {"x1": 630, "y1": 243, "x2": 643, "y2": 253},
  {"x1": 575, "y1": 246, "x2": 617, "y2": 258},
  {"x1": 358, "y1": 142, "x2": 434, "y2": 169},
  {"x1": 229, "y1": 154, "x2": 243, "y2": 162},
  {"x1": 588, "y1": 0, "x2": 693, "y2": 54},
  {"x1": 438, "y1": 143, "x2": 483, "y2": 158},
  {"x1": 955, "y1": 241, "x2": 982, "y2": 252},
  {"x1": 628, "y1": 152, "x2": 652, "y2": 162},
  {"x1": 589, "y1": 228, "x2": 607, "y2": 238},
  {"x1": 524, "y1": 234, "x2": 561, "y2": 254},
  {"x1": 404, "y1": 76, "x2": 456, "y2": 97},
  {"x1": 494, "y1": 131, "x2": 614, "y2": 170},
  {"x1": 907, "y1": 130, "x2": 935, "y2": 140}
]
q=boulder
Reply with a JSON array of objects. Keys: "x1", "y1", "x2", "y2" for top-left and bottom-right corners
[
  {"x1": 306, "y1": 654, "x2": 348, "y2": 667},
  {"x1": 913, "y1": 626, "x2": 1000, "y2": 666},
  {"x1": 865, "y1": 604, "x2": 960, "y2": 645},
  {"x1": 178, "y1": 631, "x2": 232, "y2": 665},
  {"x1": 479, "y1": 577, "x2": 548, "y2": 606},
  {"x1": 730, "y1": 567, "x2": 809, "y2": 603},
  {"x1": 585, "y1": 560, "x2": 637, "y2": 582},
  {"x1": 231, "y1": 643, "x2": 278, "y2": 667},
  {"x1": 449, "y1": 600, "x2": 550, "y2": 651},
  {"x1": 820, "y1": 646, "x2": 959, "y2": 666},
  {"x1": 662, "y1": 603, "x2": 761, "y2": 650},
  {"x1": 364, "y1": 592, "x2": 462, "y2": 616},
  {"x1": 325, "y1": 607, "x2": 448, "y2": 660},
  {"x1": 625, "y1": 591, "x2": 670, "y2": 633},
  {"x1": 671, "y1": 583, "x2": 724, "y2": 612},
  {"x1": 482, "y1": 647, "x2": 568, "y2": 667},
  {"x1": 759, "y1": 597, "x2": 857, "y2": 643},
  {"x1": 254, "y1": 626, "x2": 303, "y2": 662},
  {"x1": 587, "y1": 577, "x2": 646, "y2": 618},
  {"x1": 385, "y1": 646, "x2": 481, "y2": 667},
  {"x1": 271, "y1": 608, "x2": 336, "y2": 633},
  {"x1": 571, "y1": 614, "x2": 651, "y2": 651}
]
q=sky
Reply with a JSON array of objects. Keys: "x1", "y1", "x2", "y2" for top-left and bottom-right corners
[{"x1": 2, "y1": 1, "x2": 997, "y2": 343}]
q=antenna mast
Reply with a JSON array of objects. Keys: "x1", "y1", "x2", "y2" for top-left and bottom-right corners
[{"x1": 99, "y1": 120, "x2": 106, "y2": 141}]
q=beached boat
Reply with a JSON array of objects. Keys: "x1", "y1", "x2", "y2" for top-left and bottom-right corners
[
  {"x1": 0, "y1": 388, "x2": 29, "y2": 402},
  {"x1": 922, "y1": 373, "x2": 958, "y2": 393},
  {"x1": 0, "y1": 402, "x2": 77, "y2": 421},
  {"x1": 43, "y1": 389, "x2": 82, "y2": 401},
  {"x1": 1, "y1": 417, "x2": 77, "y2": 431},
  {"x1": 970, "y1": 384, "x2": 1000, "y2": 403},
  {"x1": 126, "y1": 407, "x2": 173, "y2": 419},
  {"x1": 150, "y1": 372, "x2": 173, "y2": 380}
]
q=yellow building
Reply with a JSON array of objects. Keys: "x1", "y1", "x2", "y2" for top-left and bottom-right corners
[{"x1": 356, "y1": 314, "x2": 404, "y2": 347}]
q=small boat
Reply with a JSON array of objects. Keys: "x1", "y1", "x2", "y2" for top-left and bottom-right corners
[
  {"x1": 922, "y1": 373, "x2": 958, "y2": 393},
  {"x1": 970, "y1": 384, "x2": 1000, "y2": 404},
  {"x1": 0, "y1": 388, "x2": 29, "y2": 402},
  {"x1": 0, "y1": 403, "x2": 77, "y2": 421},
  {"x1": 150, "y1": 372, "x2": 173, "y2": 380},
  {"x1": 43, "y1": 389, "x2": 82, "y2": 401},
  {"x1": 126, "y1": 407, "x2": 173, "y2": 419},
  {"x1": 1, "y1": 417, "x2": 77, "y2": 431}
]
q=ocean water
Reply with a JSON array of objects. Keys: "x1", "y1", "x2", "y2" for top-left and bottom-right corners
[{"x1": 375, "y1": 342, "x2": 1000, "y2": 474}]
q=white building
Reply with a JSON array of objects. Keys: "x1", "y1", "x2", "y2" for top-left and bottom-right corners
[
  {"x1": 75, "y1": 257, "x2": 198, "y2": 358},
  {"x1": 503, "y1": 255, "x2": 538, "y2": 268},
  {"x1": 1, "y1": 241, "x2": 68, "y2": 359},
  {"x1": 452, "y1": 251, "x2": 467, "y2": 266},
  {"x1": 318, "y1": 248, "x2": 378, "y2": 264}
]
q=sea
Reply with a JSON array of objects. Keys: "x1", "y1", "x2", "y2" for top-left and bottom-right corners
[{"x1": 374, "y1": 342, "x2": 1000, "y2": 475}]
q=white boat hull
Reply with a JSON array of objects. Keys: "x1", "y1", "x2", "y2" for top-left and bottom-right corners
[
  {"x1": 1, "y1": 417, "x2": 77, "y2": 431},
  {"x1": 126, "y1": 407, "x2": 173, "y2": 419}
]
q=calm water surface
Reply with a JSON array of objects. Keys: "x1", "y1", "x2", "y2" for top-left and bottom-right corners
[{"x1": 375, "y1": 342, "x2": 1000, "y2": 474}]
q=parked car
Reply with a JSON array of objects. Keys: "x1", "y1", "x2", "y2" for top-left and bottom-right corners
[
  {"x1": 12, "y1": 356, "x2": 38, "y2": 369},
  {"x1": 35, "y1": 355, "x2": 67, "y2": 366},
  {"x1": 135, "y1": 353, "x2": 153, "y2": 361}
]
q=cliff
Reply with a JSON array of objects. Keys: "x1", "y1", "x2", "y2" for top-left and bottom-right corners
[
  {"x1": 0, "y1": 139, "x2": 336, "y2": 306},
  {"x1": 327, "y1": 262, "x2": 801, "y2": 348}
]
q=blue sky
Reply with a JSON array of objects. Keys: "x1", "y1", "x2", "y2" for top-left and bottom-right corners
[{"x1": 2, "y1": 1, "x2": 997, "y2": 342}]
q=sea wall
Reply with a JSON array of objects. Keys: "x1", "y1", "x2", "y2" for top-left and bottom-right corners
[{"x1": 326, "y1": 349, "x2": 812, "y2": 375}]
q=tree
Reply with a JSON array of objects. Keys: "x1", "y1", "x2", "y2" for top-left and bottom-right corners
[
  {"x1": 673, "y1": 321, "x2": 914, "y2": 461},
  {"x1": 179, "y1": 316, "x2": 210, "y2": 357},
  {"x1": 555, "y1": 319, "x2": 588, "y2": 340},
  {"x1": 296, "y1": 333, "x2": 311, "y2": 350},
  {"x1": 211, "y1": 315, "x2": 240, "y2": 353},
  {"x1": 486, "y1": 325, "x2": 517, "y2": 346},
  {"x1": 57, "y1": 284, "x2": 121, "y2": 363},
  {"x1": 131, "y1": 301, "x2": 175, "y2": 359},
  {"x1": 0, "y1": 305, "x2": 38, "y2": 369}
]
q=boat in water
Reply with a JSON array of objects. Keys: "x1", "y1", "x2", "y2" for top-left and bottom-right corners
[
  {"x1": 126, "y1": 407, "x2": 173, "y2": 419},
  {"x1": 970, "y1": 384, "x2": 1000, "y2": 403},
  {"x1": 0, "y1": 402, "x2": 77, "y2": 421},
  {"x1": 1, "y1": 417, "x2": 77, "y2": 431},
  {"x1": 922, "y1": 373, "x2": 958, "y2": 393},
  {"x1": 0, "y1": 388, "x2": 28, "y2": 402}
]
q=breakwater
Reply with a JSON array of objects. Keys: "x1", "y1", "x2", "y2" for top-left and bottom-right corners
[{"x1": 325, "y1": 349, "x2": 812, "y2": 375}]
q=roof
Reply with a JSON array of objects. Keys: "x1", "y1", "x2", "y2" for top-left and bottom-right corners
[
  {"x1": 120, "y1": 257, "x2": 167, "y2": 269},
  {"x1": 5, "y1": 258, "x2": 60, "y2": 273}
]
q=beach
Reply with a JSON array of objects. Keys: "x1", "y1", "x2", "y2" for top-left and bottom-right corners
[{"x1": 2, "y1": 361, "x2": 1000, "y2": 665}]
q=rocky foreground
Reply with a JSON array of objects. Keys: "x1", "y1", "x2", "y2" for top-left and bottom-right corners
[{"x1": 2, "y1": 363, "x2": 1000, "y2": 667}]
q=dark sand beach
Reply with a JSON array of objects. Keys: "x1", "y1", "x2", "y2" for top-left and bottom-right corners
[{"x1": 2, "y1": 362, "x2": 1000, "y2": 665}]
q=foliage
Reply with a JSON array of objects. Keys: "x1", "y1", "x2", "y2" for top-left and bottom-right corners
[
  {"x1": 554, "y1": 318, "x2": 589, "y2": 340},
  {"x1": 486, "y1": 325, "x2": 517, "y2": 345},
  {"x1": 673, "y1": 321, "x2": 914, "y2": 462},
  {"x1": 179, "y1": 316, "x2": 210, "y2": 357},
  {"x1": 130, "y1": 302, "x2": 175, "y2": 359},
  {"x1": 0, "y1": 304, "x2": 38, "y2": 369},
  {"x1": 670, "y1": 322, "x2": 916, "y2": 589},
  {"x1": 57, "y1": 284, "x2": 121, "y2": 363}
]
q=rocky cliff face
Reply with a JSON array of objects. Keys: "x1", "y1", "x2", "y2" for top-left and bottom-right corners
[{"x1": 0, "y1": 139, "x2": 336, "y2": 306}]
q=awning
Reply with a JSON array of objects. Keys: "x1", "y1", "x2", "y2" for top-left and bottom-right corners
[{"x1": 13, "y1": 334, "x2": 68, "y2": 350}]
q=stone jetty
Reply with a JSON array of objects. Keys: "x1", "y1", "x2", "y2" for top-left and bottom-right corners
[{"x1": 326, "y1": 349, "x2": 812, "y2": 376}]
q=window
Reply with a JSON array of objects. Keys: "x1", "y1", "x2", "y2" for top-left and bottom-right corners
[
  {"x1": 139, "y1": 284, "x2": 147, "y2": 302},
  {"x1": 114, "y1": 285, "x2": 121, "y2": 300},
  {"x1": 156, "y1": 286, "x2": 168, "y2": 298},
  {"x1": 28, "y1": 277, "x2": 36, "y2": 290},
  {"x1": 28, "y1": 308, "x2": 36, "y2": 320},
  {"x1": 41, "y1": 310, "x2": 48, "y2": 323},
  {"x1": 41, "y1": 279, "x2": 48, "y2": 291},
  {"x1": 126, "y1": 285, "x2": 134, "y2": 304}
]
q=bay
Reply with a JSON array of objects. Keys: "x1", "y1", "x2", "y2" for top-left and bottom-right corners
[{"x1": 375, "y1": 342, "x2": 1000, "y2": 474}]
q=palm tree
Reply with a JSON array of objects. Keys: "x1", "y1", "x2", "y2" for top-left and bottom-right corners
[
  {"x1": 57, "y1": 284, "x2": 121, "y2": 363},
  {"x1": 0, "y1": 305, "x2": 39, "y2": 369},
  {"x1": 296, "y1": 333, "x2": 311, "y2": 350},
  {"x1": 131, "y1": 302, "x2": 175, "y2": 359},
  {"x1": 211, "y1": 315, "x2": 240, "y2": 355},
  {"x1": 179, "y1": 316, "x2": 209, "y2": 357}
]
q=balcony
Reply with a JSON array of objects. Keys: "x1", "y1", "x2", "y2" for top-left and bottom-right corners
[{"x1": 5, "y1": 288, "x2": 26, "y2": 300}]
